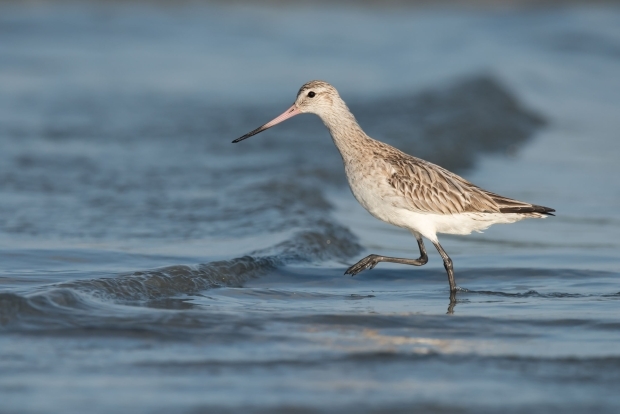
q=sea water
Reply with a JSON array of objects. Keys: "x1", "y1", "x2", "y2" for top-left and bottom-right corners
[{"x1": 0, "y1": 3, "x2": 619, "y2": 413}]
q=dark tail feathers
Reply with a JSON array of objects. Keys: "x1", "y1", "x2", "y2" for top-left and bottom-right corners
[{"x1": 499, "y1": 204, "x2": 555, "y2": 216}]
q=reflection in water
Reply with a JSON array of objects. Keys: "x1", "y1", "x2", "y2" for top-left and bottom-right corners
[{"x1": 448, "y1": 291, "x2": 457, "y2": 314}]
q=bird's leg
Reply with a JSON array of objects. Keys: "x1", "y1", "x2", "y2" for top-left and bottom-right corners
[
  {"x1": 345, "y1": 233, "x2": 428, "y2": 276},
  {"x1": 432, "y1": 240, "x2": 457, "y2": 293}
]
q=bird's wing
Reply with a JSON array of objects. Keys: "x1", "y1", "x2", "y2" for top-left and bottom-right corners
[{"x1": 379, "y1": 153, "x2": 525, "y2": 215}]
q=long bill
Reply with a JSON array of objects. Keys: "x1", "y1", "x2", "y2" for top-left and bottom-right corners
[{"x1": 232, "y1": 104, "x2": 301, "y2": 143}]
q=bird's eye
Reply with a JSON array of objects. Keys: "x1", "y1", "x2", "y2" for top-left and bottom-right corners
[{"x1": 307, "y1": 91, "x2": 316, "y2": 98}]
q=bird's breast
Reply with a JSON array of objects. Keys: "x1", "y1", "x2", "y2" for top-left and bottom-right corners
[{"x1": 344, "y1": 160, "x2": 403, "y2": 225}]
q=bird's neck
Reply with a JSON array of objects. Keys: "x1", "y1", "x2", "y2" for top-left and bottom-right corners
[{"x1": 318, "y1": 102, "x2": 370, "y2": 161}]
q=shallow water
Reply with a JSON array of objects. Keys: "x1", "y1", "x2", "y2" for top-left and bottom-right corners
[{"x1": 1, "y1": 3, "x2": 619, "y2": 413}]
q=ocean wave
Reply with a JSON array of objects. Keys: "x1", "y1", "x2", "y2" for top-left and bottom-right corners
[
  {"x1": 63, "y1": 220, "x2": 359, "y2": 302},
  {"x1": 0, "y1": 220, "x2": 361, "y2": 326},
  {"x1": 0, "y1": 288, "x2": 103, "y2": 327}
]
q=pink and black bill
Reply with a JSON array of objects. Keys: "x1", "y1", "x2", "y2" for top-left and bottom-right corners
[{"x1": 232, "y1": 104, "x2": 301, "y2": 143}]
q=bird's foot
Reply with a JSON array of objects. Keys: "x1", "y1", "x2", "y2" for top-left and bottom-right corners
[{"x1": 345, "y1": 254, "x2": 382, "y2": 276}]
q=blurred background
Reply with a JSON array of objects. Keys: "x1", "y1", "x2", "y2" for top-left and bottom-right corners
[{"x1": 1, "y1": 1, "x2": 619, "y2": 413}]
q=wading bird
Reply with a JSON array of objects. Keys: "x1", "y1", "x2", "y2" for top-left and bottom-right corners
[{"x1": 233, "y1": 81, "x2": 554, "y2": 300}]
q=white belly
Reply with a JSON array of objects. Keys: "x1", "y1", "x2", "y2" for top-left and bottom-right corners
[
  {"x1": 347, "y1": 172, "x2": 534, "y2": 242},
  {"x1": 394, "y1": 210, "x2": 531, "y2": 241},
  {"x1": 344, "y1": 161, "x2": 544, "y2": 242}
]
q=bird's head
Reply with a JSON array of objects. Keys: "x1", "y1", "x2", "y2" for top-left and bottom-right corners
[
  {"x1": 293, "y1": 80, "x2": 340, "y2": 117},
  {"x1": 232, "y1": 80, "x2": 341, "y2": 143}
]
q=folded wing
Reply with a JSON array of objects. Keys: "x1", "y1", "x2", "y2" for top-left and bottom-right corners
[{"x1": 381, "y1": 153, "x2": 554, "y2": 216}]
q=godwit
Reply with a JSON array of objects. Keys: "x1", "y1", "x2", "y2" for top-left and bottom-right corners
[{"x1": 233, "y1": 81, "x2": 554, "y2": 295}]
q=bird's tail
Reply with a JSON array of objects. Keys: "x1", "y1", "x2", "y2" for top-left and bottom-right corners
[
  {"x1": 499, "y1": 204, "x2": 555, "y2": 216},
  {"x1": 485, "y1": 191, "x2": 555, "y2": 216}
]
